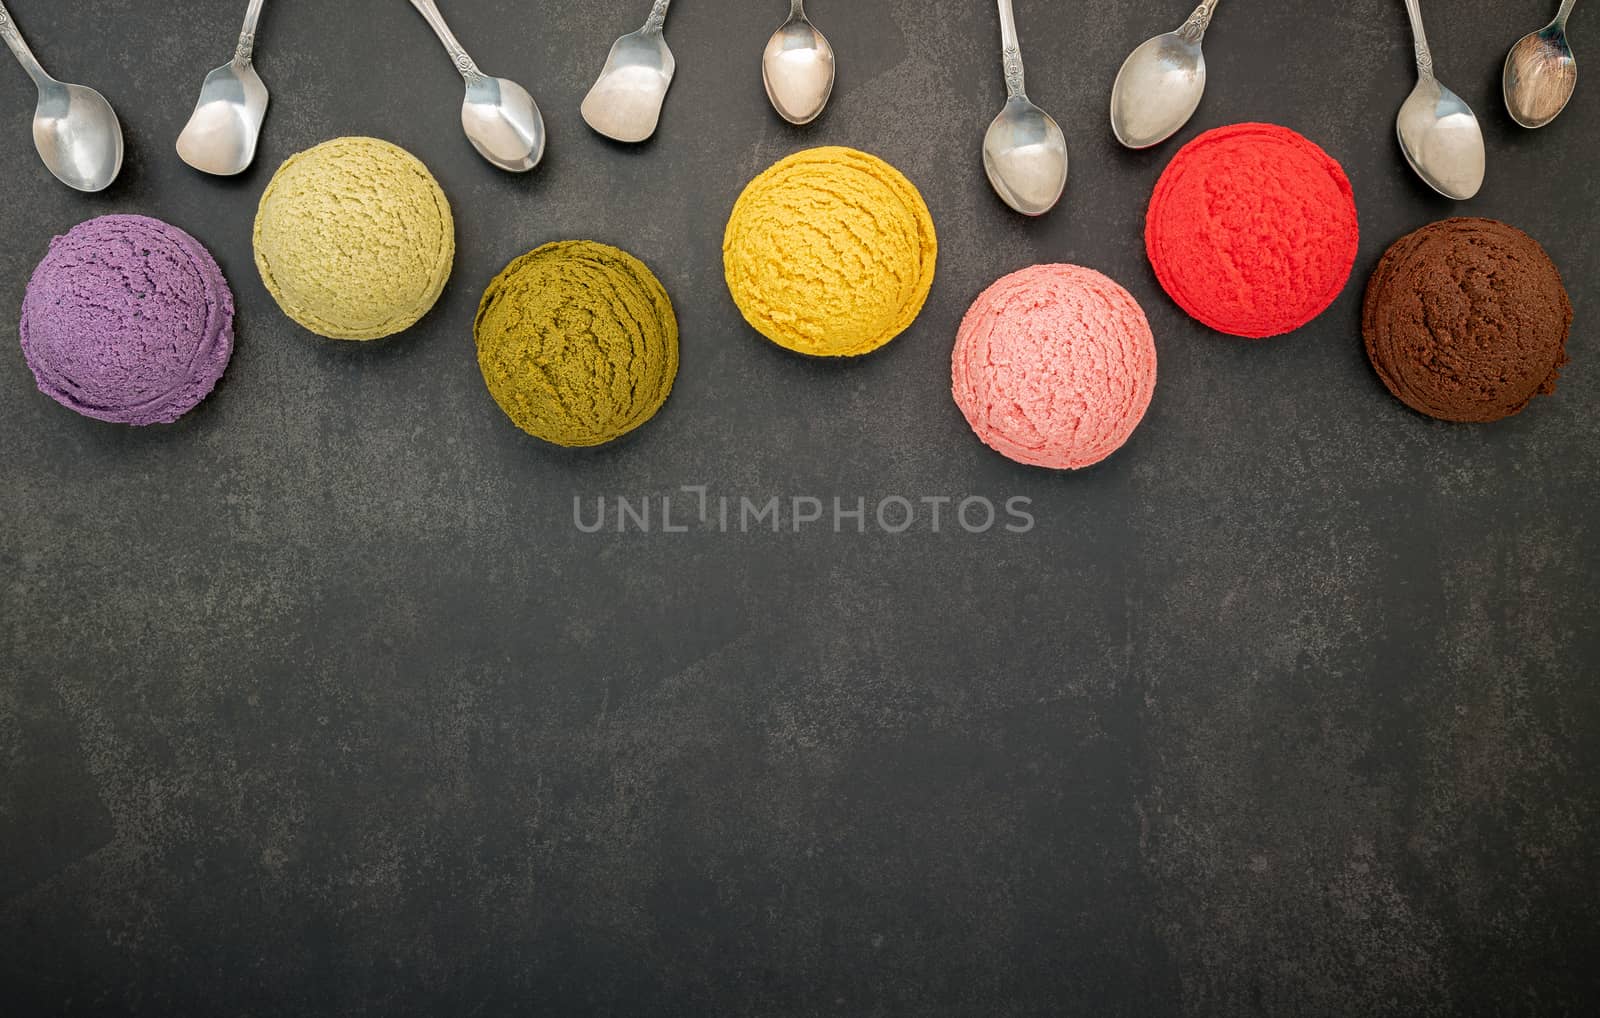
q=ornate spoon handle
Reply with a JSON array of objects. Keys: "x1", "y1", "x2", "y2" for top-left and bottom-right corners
[
  {"x1": 0, "y1": 1, "x2": 53, "y2": 90},
  {"x1": 1403, "y1": 0, "x2": 1434, "y2": 79},
  {"x1": 1177, "y1": 0, "x2": 1222, "y2": 44},
  {"x1": 644, "y1": 0, "x2": 671, "y2": 32},
  {"x1": 234, "y1": 0, "x2": 266, "y2": 64},
  {"x1": 997, "y1": 0, "x2": 1026, "y2": 99},
  {"x1": 408, "y1": 0, "x2": 484, "y2": 84}
]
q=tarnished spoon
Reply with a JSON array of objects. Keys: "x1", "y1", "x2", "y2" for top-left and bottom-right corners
[
  {"x1": 1504, "y1": 0, "x2": 1578, "y2": 128},
  {"x1": 1109, "y1": 1, "x2": 1222, "y2": 149},
  {"x1": 983, "y1": 0, "x2": 1067, "y2": 216},
  {"x1": 762, "y1": 0, "x2": 835, "y2": 124},
  {"x1": 408, "y1": 0, "x2": 544, "y2": 172},
  {"x1": 1396, "y1": 0, "x2": 1484, "y2": 200},
  {"x1": 0, "y1": 0, "x2": 122, "y2": 192},
  {"x1": 177, "y1": 0, "x2": 270, "y2": 175},
  {"x1": 582, "y1": 0, "x2": 675, "y2": 143}
]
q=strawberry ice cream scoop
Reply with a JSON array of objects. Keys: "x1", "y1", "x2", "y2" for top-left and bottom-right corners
[{"x1": 952, "y1": 264, "x2": 1157, "y2": 470}]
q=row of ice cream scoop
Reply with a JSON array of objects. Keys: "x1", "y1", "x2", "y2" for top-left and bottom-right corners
[{"x1": 15, "y1": 127, "x2": 1576, "y2": 469}]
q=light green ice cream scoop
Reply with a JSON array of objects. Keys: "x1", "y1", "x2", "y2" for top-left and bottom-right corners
[{"x1": 254, "y1": 137, "x2": 454, "y2": 340}]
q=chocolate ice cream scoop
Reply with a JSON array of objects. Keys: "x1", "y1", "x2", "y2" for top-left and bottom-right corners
[{"x1": 1363, "y1": 218, "x2": 1572, "y2": 423}]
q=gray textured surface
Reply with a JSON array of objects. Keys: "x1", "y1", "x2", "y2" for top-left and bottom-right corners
[{"x1": 2, "y1": 1, "x2": 1598, "y2": 1015}]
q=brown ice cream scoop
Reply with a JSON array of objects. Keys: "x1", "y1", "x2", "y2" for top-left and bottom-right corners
[{"x1": 1363, "y1": 218, "x2": 1572, "y2": 423}]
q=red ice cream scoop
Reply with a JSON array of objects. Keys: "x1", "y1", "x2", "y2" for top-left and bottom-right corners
[{"x1": 1145, "y1": 123, "x2": 1359, "y2": 339}]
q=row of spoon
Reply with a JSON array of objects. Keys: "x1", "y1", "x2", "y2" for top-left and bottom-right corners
[
  {"x1": 1, "y1": 0, "x2": 1579, "y2": 204},
  {"x1": 0, "y1": 0, "x2": 836, "y2": 191},
  {"x1": 991, "y1": 0, "x2": 1581, "y2": 216},
  {"x1": 187, "y1": 0, "x2": 835, "y2": 177},
  {"x1": 582, "y1": 0, "x2": 835, "y2": 144}
]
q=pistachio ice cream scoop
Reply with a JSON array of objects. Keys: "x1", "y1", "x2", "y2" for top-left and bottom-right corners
[{"x1": 253, "y1": 137, "x2": 454, "y2": 340}]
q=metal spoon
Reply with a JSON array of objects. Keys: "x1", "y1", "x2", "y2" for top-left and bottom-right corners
[
  {"x1": 1396, "y1": 0, "x2": 1484, "y2": 199},
  {"x1": 0, "y1": 1, "x2": 122, "y2": 192},
  {"x1": 982, "y1": 0, "x2": 1067, "y2": 216},
  {"x1": 1504, "y1": 0, "x2": 1578, "y2": 128},
  {"x1": 408, "y1": 0, "x2": 544, "y2": 172},
  {"x1": 1109, "y1": 1, "x2": 1221, "y2": 149},
  {"x1": 762, "y1": 1, "x2": 835, "y2": 125},
  {"x1": 582, "y1": 0, "x2": 675, "y2": 143},
  {"x1": 177, "y1": 0, "x2": 269, "y2": 176}
]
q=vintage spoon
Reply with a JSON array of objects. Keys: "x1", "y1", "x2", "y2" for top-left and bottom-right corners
[
  {"x1": 1109, "y1": 1, "x2": 1221, "y2": 149},
  {"x1": 762, "y1": 0, "x2": 835, "y2": 124},
  {"x1": 983, "y1": 0, "x2": 1067, "y2": 216},
  {"x1": 177, "y1": 0, "x2": 270, "y2": 175},
  {"x1": 0, "y1": 0, "x2": 122, "y2": 192},
  {"x1": 1504, "y1": 0, "x2": 1578, "y2": 128},
  {"x1": 582, "y1": 0, "x2": 675, "y2": 143},
  {"x1": 1396, "y1": 0, "x2": 1484, "y2": 199},
  {"x1": 408, "y1": 0, "x2": 544, "y2": 172}
]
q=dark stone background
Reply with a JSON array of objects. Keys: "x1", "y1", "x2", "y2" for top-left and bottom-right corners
[{"x1": 2, "y1": 0, "x2": 1597, "y2": 1014}]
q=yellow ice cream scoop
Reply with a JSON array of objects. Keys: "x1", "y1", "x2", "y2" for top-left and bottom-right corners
[
  {"x1": 723, "y1": 146, "x2": 937, "y2": 357},
  {"x1": 253, "y1": 137, "x2": 454, "y2": 340}
]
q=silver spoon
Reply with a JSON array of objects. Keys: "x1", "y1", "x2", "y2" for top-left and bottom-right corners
[
  {"x1": 582, "y1": 0, "x2": 675, "y2": 143},
  {"x1": 1109, "y1": 1, "x2": 1221, "y2": 149},
  {"x1": 982, "y1": 0, "x2": 1067, "y2": 216},
  {"x1": 408, "y1": 0, "x2": 544, "y2": 172},
  {"x1": 1504, "y1": 0, "x2": 1578, "y2": 129},
  {"x1": 762, "y1": 0, "x2": 835, "y2": 125},
  {"x1": 177, "y1": 0, "x2": 269, "y2": 176},
  {"x1": 0, "y1": 1, "x2": 122, "y2": 192},
  {"x1": 1396, "y1": 0, "x2": 1484, "y2": 199}
]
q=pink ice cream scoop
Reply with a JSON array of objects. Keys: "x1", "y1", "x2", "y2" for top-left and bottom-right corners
[{"x1": 952, "y1": 264, "x2": 1157, "y2": 470}]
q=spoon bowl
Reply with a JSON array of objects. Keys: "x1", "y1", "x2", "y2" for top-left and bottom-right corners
[
  {"x1": 762, "y1": 7, "x2": 835, "y2": 125},
  {"x1": 984, "y1": 0, "x2": 1066, "y2": 215},
  {"x1": 463, "y1": 75, "x2": 544, "y2": 172},
  {"x1": 1504, "y1": 22, "x2": 1577, "y2": 128},
  {"x1": 582, "y1": 6, "x2": 675, "y2": 143},
  {"x1": 1396, "y1": 77, "x2": 1485, "y2": 199},
  {"x1": 177, "y1": 0, "x2": 269, "y2": 175},
  {"x1": 177, "y1": 60, "x2": 268, "y2": 175},
  {"x1": 32, "y1": 78, "x2": 122, "y2": 192},
  {"x1": 409, "y1": 0, "x2": 543, "y2": 173},
  {"x1": 1110, "y1": 32, "x2": 1205, "y2": 149},
  {"x1": 1396, "y1": 0, "x2": 1484, "y2": 200},
  {"x1": 1109, "y1": 2, "x2": 1220, "y2": 149},
  {"x1": 2, "y1": 1, "x2": 123, "y2": 191},
  {"x1": 983, "y1": 97, "x2": 1068, "y2": 216}
]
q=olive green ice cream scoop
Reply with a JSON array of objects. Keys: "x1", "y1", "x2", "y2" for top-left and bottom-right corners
[{"x1": 475, "y1": 241, "x2": 678, "y2": 447}]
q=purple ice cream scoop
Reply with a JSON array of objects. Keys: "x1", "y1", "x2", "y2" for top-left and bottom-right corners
[{"x1": 19, "y1": 214, "x2": 234, "y2": 425}]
